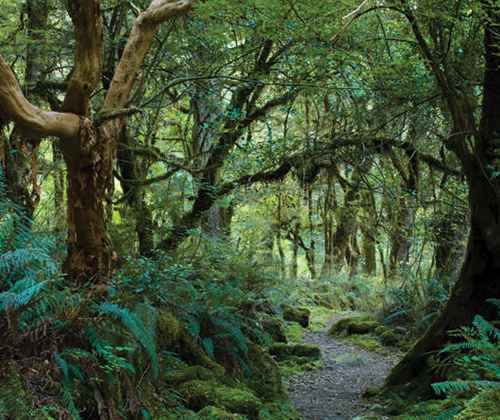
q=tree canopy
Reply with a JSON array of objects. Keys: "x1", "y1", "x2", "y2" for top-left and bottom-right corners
[{"x1": 1, "y1": 0, "x2": 500, "y2": 417}]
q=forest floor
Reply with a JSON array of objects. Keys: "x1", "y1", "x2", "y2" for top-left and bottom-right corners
[{"x1": 285, "y1": 312, "x2": 400, "y2": 420}]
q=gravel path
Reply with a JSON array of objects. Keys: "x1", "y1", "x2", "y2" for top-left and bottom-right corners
[{"x1": 285, "y1": 313, "x2": 399, "y2": 420}]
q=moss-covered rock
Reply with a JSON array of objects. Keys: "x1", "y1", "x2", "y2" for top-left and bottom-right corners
[
  {"x1": 197, "y1": 406, "x2": 246, "y2": 420},
  {"x1": 346, "y1": 321, "x2": 380, "y2": 335},
  {"x1": 214, "y1": 387, "x2": 261, "y2": 419},
  {"x1": 281, "y1": 305, "x2": 311, "y2": 328},
  {"x1": 328, "y1": 315, "x2": 369, "y2": 335},
  {"x1": 261, "y1": 315, "x2": 287, "y2": 343},
  {"x1": 379, "y1": 330, "x2": 398, "y2": 346},
  {"x1": 179, "y1": 380, "x2": 216, "y2": 411},
  {"x1": 269, "y1": 343, "x2": 321, "y2": 362},
  {"x1": 245, "y1": 342, "x2": 287, "y2": 402},
  {"x1": 333, "y1": 353, "x2": 363, "y2": 366},
  {"x1": 328, "y1": 316, "x2": 381, "y2": 336},
  {"x1": 259, "y1": 402, "x2": 302, "y2": 420},
  {"x1": 454, "y1": 389, "x2": 500, "y2": 420},
  {"x1": 179, "y1": 380, "x2": 261, "y2": 418},
  {"x1": 171, "y1": 365, "x2": 215, "y2": 384}
]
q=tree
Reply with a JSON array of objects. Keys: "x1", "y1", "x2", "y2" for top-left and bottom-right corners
[
  {"x1": 0, "y1": 0, "x2": 195, "y2": 282},
  {"x1": 382, "y1": 0, "x2": 500, "y2": 391}
]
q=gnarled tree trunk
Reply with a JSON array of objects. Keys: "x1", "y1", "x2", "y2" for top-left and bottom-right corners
[{"x1": 0, "y1": 0, "x2": 195, "y2": 283}]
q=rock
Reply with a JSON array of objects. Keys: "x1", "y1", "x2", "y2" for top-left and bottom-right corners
[
  {"x1": 269, "y1": 343, "x2": 322, "y2": 361},
  {"x1": 379, "y1": 330, "x2": 398, "y2": 346},
  {"x1": 261, "y1": 315, "x2": 288, "y2": 343},
  {"x1": 197, "y1": 406, "x2": 245, "y2": 419},
  {"x1": 156, "y1": 309, "x2": 181, "y2": 348},
  {"x1": 333, "y1": 353, "x2": 363, "y2": 366},
  {"x1": 171, "y1": 365, "x2": 214, "y2": 384},
  {"x1": 215, "y1": 387, "x2": 262, "y2": 419},
  {"x1": 282, "y1": 305, "x2": 311, "y2": 327}
]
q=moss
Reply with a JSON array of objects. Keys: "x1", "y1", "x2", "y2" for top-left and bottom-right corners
[
  {"x1": 157, "y1": 309, "x2": 181, "y2": 349},
  {"x1": 379, "y1": 330, "x2": 399, "y2": 346},
  {"x1": 454, "y1": 389, "x2": 500, "y2": 420},
  {"x1": 281, "y1": 305, "x2": 311, "y2": 327},
  {"x1": 261, "y1": 315, "x2": 287, "y2": 343},
  {"x1": 278, "y1": 356, "x2": 323, "y2": 377},
  {"x1": 171, "y1": 365, "x2": 215, "y2": 384},
  {"x1": 259, "y1": 402, "x2": 302, "y2": 420},
  {"x1": 333, "y1": 353, "x2": 363, "y2": 366},
  {"x1": 178, "y1": 380, "x2": 261, "y2": 418},
  {"x1": 214, "y1": 387, "x2": 261, "y2": 419},
  {"x1": 179, "y1": 380, "x2": 216, "y2": 411},
  {"x1": 346, "y1": 320, "x2": 380, "y2": 335},
  {"x1": 245, "y1": 342, "x2": 287, "y2": 402},
  {"x1": 0, "y1": 360, "x2": 34, "y2": 419},
  {"x1": 308, "y1": 307, "x2": 338, "y2": 332},
  {"x1": 197, "y1": 405, "x2": 246, "y2": 419},
  {"x1": 328, "y1": 315, "x2": 370, "y2": 335},
  {"x1": 284, "y1": 321, "x2": 303, "y2": 343},
  {"x1": 269, "y1": 343, "x2": 321, "y2": 362}
]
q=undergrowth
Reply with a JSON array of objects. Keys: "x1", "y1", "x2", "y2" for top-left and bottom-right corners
[{"x1": 0, "y1": 203, "x2": 297, "y2": 420}]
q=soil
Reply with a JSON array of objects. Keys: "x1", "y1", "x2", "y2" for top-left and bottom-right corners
[{"x1": 285, "y1": 312, "x2": 400, "y2": 420}]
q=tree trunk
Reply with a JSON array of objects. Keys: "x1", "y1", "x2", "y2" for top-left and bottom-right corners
[
  {"x1": 0, "y1": 0, "x2": 195, "y2": 282},
  {"x1": 385, "y1": 11, "x2": 500, "y2": 392}
]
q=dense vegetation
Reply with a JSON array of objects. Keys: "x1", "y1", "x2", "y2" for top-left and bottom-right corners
[{"x1": 1, "y1": 0, "x2": 500, "y2": 419}]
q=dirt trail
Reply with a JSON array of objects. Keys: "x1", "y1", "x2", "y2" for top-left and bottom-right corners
[{"x1": 285, "y1": 313, "x2": 399, "y2": 420}]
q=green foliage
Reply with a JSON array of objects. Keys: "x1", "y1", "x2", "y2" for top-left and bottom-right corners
[
  {"x1": 96, "y1": 301, "x2": 158, "y2": 378},
  {"x1": 431, "y1": 300, "x2": 500, "y2": 396}
]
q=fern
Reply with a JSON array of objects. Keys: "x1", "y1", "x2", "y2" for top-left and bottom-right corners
[
  {"x1": 432, "y1": 311, "x2": 500, "y2": 395},
  {"x1": 96, "y1": 302, "x2": 158, "y2": 379}
]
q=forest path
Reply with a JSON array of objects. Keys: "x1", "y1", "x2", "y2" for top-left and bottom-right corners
[{"x1": 285, "y1": 312, "x2": 399, "y2": 420}]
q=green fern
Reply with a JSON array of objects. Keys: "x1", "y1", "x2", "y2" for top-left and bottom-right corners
[
  {"x1": 96, "y1": 302, "x2": 158, "y2": 379},
  {"x1": 432, "y1": 312, "x2": 500, "y2": 395}
]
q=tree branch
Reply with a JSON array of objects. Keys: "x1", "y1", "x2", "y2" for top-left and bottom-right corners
[{"x1": 0, "y1": 54, "x2": 80, "y2": 140}]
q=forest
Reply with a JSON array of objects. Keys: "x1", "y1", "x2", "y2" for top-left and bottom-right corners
[{"x1": 1, "y1": 0, "x2": 500, "y2": 419}]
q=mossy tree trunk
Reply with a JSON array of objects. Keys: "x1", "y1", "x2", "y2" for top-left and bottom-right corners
[{"x1": 385, "y1": 5, "x2": 500, "y2": 391}]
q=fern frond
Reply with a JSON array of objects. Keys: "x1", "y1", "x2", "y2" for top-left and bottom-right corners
[
  {"x1": 473, "y1": 315, "x2": 500, "y2": 340},
  {"x1": 96, "y1": 302, "x2": 158, "y2": 379},
  {"x1": 0, "y1": 279, "x2": 49, "y2": 312},
  {"x1": 431, "y1": 380, "x2": 470, "y2": 395}
]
